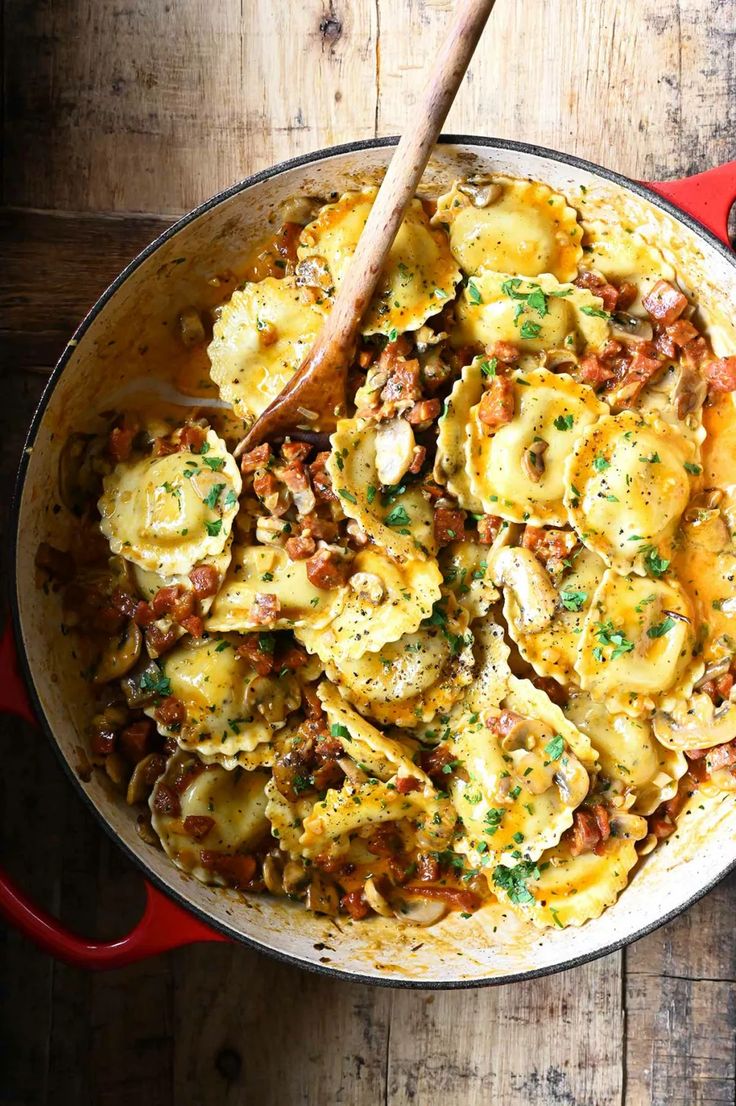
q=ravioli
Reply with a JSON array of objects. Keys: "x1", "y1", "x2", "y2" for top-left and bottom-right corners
[
  {"x1": 434, "y1": 176, "x2": 583, "y2": 280},
  {"x1": 132, "y1": 539, "x2": 232, "y2": 616},
  {"x1": 317, "y1": 681, "x2": 432, "y2": 786},
  {"x1": 467, "y1": 369, "x2": 607, "y2": 525},
  {"x1": 433, "y1": 357, "x2": 484, "y2": 512},
  {"x1": 580, "y1": 221, "x2": 677, "y2": 315},
  {"x1": 299, "y1": 777, "x2": 455, "y2": 861},
  {"x1": 205, "y1": 544, "x2": 343, "y2": 632},
  {"x1": 576, "y1": 569, "x2": 700, "y2": 716},
  {"x1": 98, "y1": 429, "x2": 241, "y2": 576},
  {"x1": 565, "y1": 691, "x2": 687, "y2": 815},
  {"x1": 450, "y1": 678, "x2": 593, "y2": 870},
  {"x1": 439, "y1": 540, "x2": 500, "y2": 622},
  {"x1": 324, "y1": 596, "x2": 474, "y2": 727},
  {"x1": 327, "y1": 418, "x2": 437, "y2": 561},
  {"x1": 297, "y1": 188, "x2": 460, "y2": 335},
  {"x1": 452, "y1": 272, "x2": 610, "y2": 366},
  {"x1": 507, "y1": 546, "x2": 605, "y2": 686},
  {"x1": 296, "y1": 548, "x2": 441, "y2": 664},
  {"x1": 564, "y1": 411, "x2": 697, "y2": 575},
  {"x1": 144, "y1": 634, "x2": 298, "y2": 762},
  {"x1": 493, "y1": 825, "x2": 646, "y2": 929},
  {"x1": 207, "y1": 276, "x2": 322, "y2": 421},
  {"x1": 150, "y1": 751, "x2": 269, "y2": 884},
  {"x1": 265, "y1": 776, "x2": 318, "y2": 858}
]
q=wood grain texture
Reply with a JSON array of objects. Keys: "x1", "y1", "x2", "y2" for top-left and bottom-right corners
[{"x1": 2, "y1": 2, "x2": 736, "y2": 1104}]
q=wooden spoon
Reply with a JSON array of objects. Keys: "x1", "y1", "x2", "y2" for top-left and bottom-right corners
[{"x1": 238, "y1": 0, "x2": 496, "y2": 453}]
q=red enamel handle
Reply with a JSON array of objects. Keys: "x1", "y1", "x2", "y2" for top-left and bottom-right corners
[
  {"x1": 647, "y1": 161, "x2": 736, "y2": 246},
  {"x1": 0, "y1": 620, "x2": 227, "y2": 968}
]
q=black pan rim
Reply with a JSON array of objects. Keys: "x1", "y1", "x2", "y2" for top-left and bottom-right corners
[{"x1": 8, "y1": 134, "x2": 736, "y2": 987}]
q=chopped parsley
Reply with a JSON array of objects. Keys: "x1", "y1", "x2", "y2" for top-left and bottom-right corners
[
  {"x1": 519, "y1": 319, "x2": 542, "y2": 340},
  {"x1": 139, "y1": 664, "x2": 171, "y2": 698},
  {"x1": 467, "y1": 279, "x2": 483, "y2": 305},
  {"x1": 684, "y1": 462, "x2": 702, "y2": 475},
  {"x1": 544, "y1": 735, "x2": 565, "y2": 761},
  {"x1": 554, "y1": 414, "x2": 574, "y2": 431},
  {"x1": 642, "y1": 545, "x2": 670, "y2": 578},
  {"x1": 484, "y1": 807, "x2": 506, "y2": 836},
  {"x1": 204, "y1": 519, "x2": 223, "y2": 537},
  {"x1": 560, "y1": 589, "x2": 587, "y2": 611},
  {"x1": 593, "y1": 454, "x2": 610, "y2": 472},
  {"x1": 580, "y1": 305, "x2": 611, "y2": 319},
  {"x1": 338, "y1": 488, "x2": 357, "y2": 504},
  {"x1": 203, "y1": 482, "x2": 226, "y2": 509},
  {"x1": 330, "y1": 723, "x2": 351, "y2": 740},
  {"x1": 492, "y1": 860, "x2": 540, "y2": 905},
  {"x1": 366, "y1": 484, "x2": 377, "y2": 504},
  {"x1": 647, "y1": 617, "x2": 676, "y2": 639},
  {"x1": 480, "y1": 356, "x2": 498, "y2": 377},
  {"x1": 384, "y1": 505, "x2": 411, "y2": 528},
  {"x1": 594, "y1": 620, "x2": 635, "y2": 660},
  {"x1": 202, "y1": 456, "x2": 225, "y2": 472}
]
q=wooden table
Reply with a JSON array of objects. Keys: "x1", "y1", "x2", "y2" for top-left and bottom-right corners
[{"x1": 2, "y1": 3, "x2": 735, "y2": 1103}]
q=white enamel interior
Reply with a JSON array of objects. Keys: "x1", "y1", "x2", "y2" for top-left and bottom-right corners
[{"x1": 14, "y1": 140, "x2": 736, "y2": 985}]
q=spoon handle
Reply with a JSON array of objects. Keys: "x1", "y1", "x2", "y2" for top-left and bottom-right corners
[{"x1": 309, "y1": 0, "x2": 496, "y2": 370}]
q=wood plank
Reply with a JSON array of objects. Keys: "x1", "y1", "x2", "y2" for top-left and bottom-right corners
[
  {"x1": 172, "y1": 946, "x2": 391, "y2": 1106},
  {"x1": 386, "y1": 957, "x2": 623, "y2": 1106},
  {"x1": 624, "y1": 872, "x2": 736, "y2": 1106},
  {"x1": 3, "y1": 0, "x2": 378, "y2": 214}
]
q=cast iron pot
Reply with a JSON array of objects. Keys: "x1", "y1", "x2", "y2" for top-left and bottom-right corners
[{"x1": 2, "y1": 138, "x2": 736, "y2": 984}]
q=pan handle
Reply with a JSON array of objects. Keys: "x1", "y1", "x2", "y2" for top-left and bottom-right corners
[
  {"x1": 0, "y1": 620, "x2": 227, "y2": 968},
  {"x1": 648, "y1": 161, "x2": 736, "y2": 246}
]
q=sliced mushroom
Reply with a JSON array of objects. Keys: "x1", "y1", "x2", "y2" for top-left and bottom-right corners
[
  {"x1": 135, "y1": 813, "x2": 159, "y2": 847},
  {"x1": 375, "y1": 418, "x2": 416, "y2": 486},
  {"x1": 305, "y1": 871, "x2": 339, "y2": 916},
  {"x1": 457, "y1": 176, "x2": 503, "y2": 208},
  {"x1": 337, "y1": 756, "x2": 368, "y2": 787},
  {"x1": 93, "y1": 622, "x2": 142, "y2": 685},
  {"x1": 278, "y1": 194, "x2": 322, "y2": 226},
  {"x1": 521, "y1": 439, "x2": 548, "y2": 483},
  {"x1": 121, "y1": 660, "x2": 162, "y2": 709},
  {"x1": 262, "y1": 853, "x2": 285, "y2": 895},
  {"x1": 673, "y1": 361, "x2": 707, "y2": 420},
  {"x1": 682, "y1": 508, "x2": 730, "y2": 553},
  {"x1": 492, "y1": 547, "x2": 557, "y2": 634},
  {"x1": 282, "y1": 859, "x2": 310, "y2": 895},
  {"x1": 348, "y1": 571, "x2": 386, "y2": 606},
  {"x1": 245, "y1": 673, "x2": 301, "y2": 723},
  {"x1": 126, "y1": 752, "x2": 167, "y2": 805},
  {"x1": 392, "y1": 895, "x2": 448, "y2": 926},
  {"x1": 611, "y1": 314, "x2": 654, "y2": 342},
  {"x1": 295, "y1": 254, "x2": 332, "y2": 291},
  {"x1": 104, "y1": 752, "x2": 130, "y2": 789},
  {"x1": 653, "y1": 691, "x2": 736, "y2": 751},
  {"x1": 363, "y1": 877, "x2": 395, "y2": 918},
  {"x1": 178, "y1": 306, "x2": 207, "y2": 348}
]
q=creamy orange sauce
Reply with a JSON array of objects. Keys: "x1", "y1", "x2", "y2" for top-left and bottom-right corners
[{"x1": 674, "y1": 395, "x2": 736, "y2": 661}]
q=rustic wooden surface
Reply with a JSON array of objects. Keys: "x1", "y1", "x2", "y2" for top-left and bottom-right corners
[{"x1": 1, "y1": 2, "x2": 735, "y2": 1104}]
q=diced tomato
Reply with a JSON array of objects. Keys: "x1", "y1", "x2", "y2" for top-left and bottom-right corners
[
  {"x1": 616, "y1": 282, "x2": 638, "y2": 311},
  {"x1": 706, "y1": 740, "x2": 736, "y2": 772},
  {"x1": 279, "y1": 643, "x2": 309, "y2": 670},
  {"x1": 408, "y1": 445, "x2": 427, "y2": 474},
  {"x1": 154, "y1": 696, "x2": 187, "y2": 730},
  {"x1": 235, "y1": 634, "x2": 275, "y2": 676},
  {"x1": 476, "y1": 514, "x2": 503, "y2": 545},
  {"x1": 90, "y1": 726, "x2": 117, "y2": 756},
  {"x1": 485, "y1": 340, "x2": 520, "y2": 366},
  {"x1": 486, "y1": 709, "x2": 525, "y2": 737},
  {"x1": 199, "y1": 851, "x2": 256, "y2": 888},
  {"x1": 248, "y1": 592, "x2": 281, "y2": 624},
  {"x1": 395, "y1": 775, "x2": 422, "y2": 795},
  {"x1": 705, "y1": 356, "x2": 736, "y2": 395},
  {"x1": 119, "y1": 719, "x2": 154, "y2": 763},
  {"x1": 478, "y1": 376, "x2": 515, "y2": 427},
  {"x1": 366, "y1": 825, "x2": 403, "y2": 857},
  {"x1": 183, "y1": 815, "x2": 215, "y2": 840},
  {"x1": 305, "y1": 549, "x2": 348, "y2": 590},
  {"x1": 578, "y1": 353, "x2": 614, "y2": 388},
  {"x1": 281, "y1": 440, "x2": 312, "y2": 463},
  {"x1": 309, "y1": 452, "x2": 336, "y2": 502},
  {"x1": 152, "y1": 584, "x2": 195, "y2": 622},
  {"x1": 433, "y1": 506, "x2": 466, "y2": 546},
  {"x1": 179, "y1": 424, "x2": 206, "y2": 453},
  {"x1": 341, "y1": 889, "x2": 370, "y2": 920},
  {"x1": 152, "y1": 783, "x2": 180, "y2": 817},
  {"x1": 642, "y1": 280, "x2": 688, "y2": 325},
  {"x1": 144, "y1": 623, "x2": 178, "y2": 657},
  {"x1": 666, "y1": 319, "x2": 699, "y2": 348},
  {"x1": 179, "y1": 614, "x2": 204, "y2": 638},
  {"x1": 285, "y1": 533, "x2": 316, "y2": 561},
  {"x1": 109, "y1": 426, "x2": 134, "y2": 462},
  {"x1": 568, "y1": 808, "x2": 603, "y2": 856},
  {"x1": 240, "y1": 443, "x2": 272, "y2": 475},
  {"x1": 407, "y1": 399, "x2": 441, "y2": 425},
  {"x1": 189, "y1": 563, "x2": 219, "y2": 598}
]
